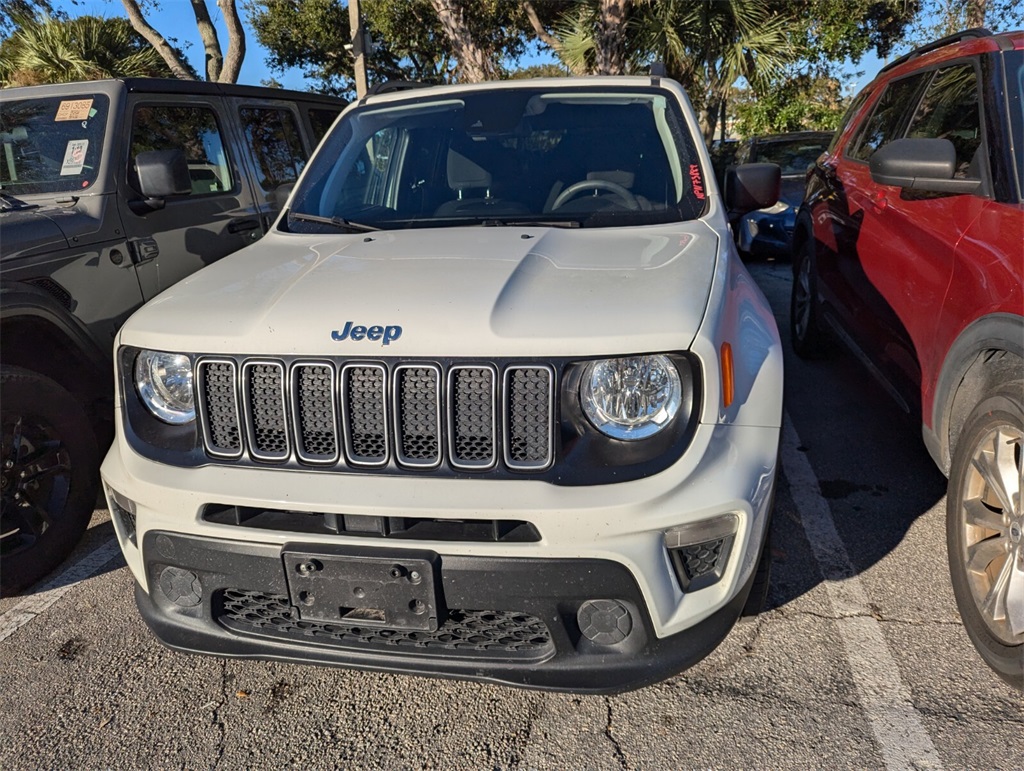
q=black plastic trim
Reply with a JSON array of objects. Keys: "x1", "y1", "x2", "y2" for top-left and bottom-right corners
[
  {"x1": 119, "y1": 349, "x2": 704, "y2": 487},
  {"x1": 135, "y1": 530, "x2": 752, "y2": 693},
  {"x1": 879, "y1": 28, "x2": 992, "y2": 74}
]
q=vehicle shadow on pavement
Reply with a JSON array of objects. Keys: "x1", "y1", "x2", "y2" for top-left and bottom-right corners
[
  {"x1": 751, "y1": 262, "x2": 950, "y2": 613},
  {"x1": 18, "y1": 519, "x2": 126, "y2": 598}
]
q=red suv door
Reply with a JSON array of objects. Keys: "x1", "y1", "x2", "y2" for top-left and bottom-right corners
[{"x1": 805, "y1": 59, "x2": 991, "y2": 414}]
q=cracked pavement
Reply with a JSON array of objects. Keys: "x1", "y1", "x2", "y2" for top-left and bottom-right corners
[{"x1": 1, "y1": 262, "x2": 1021, "y2": 769}]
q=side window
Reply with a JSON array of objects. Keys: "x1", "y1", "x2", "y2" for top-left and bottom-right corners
[
  {"x1": 829, "y1": 89, "x2": 870, "y2": 152},
  {"x1": 130, "y1": 104, "x2": 231, "y2": 196},
  {"x1": 905, "y1": 64, "x2": 982, "y2": 179},
  {"x1": 239, "y1": 107, "x2": 307, "y2": 192},
  {"x1": 308, "y1": 108, "x2": 341, "y2": 144},
  {"x1": 847, "y1": 74, "x2": 926, "y2": 162}
]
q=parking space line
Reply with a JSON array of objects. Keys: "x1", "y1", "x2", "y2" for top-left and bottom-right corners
[
  {"x1": 0, "y1": 537, "x2": 121, "y2": 643},
  {"x1": 781, "y1": 415, "x2": 943, "y2": 770}
]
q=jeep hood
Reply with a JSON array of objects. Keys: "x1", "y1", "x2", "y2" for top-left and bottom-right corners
[{"x1": 122, "y1": 224, "x2": 721, "y2": 357}]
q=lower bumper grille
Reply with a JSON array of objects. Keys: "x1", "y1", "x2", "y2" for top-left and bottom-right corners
[{"x1": 217, "y1": 589, "x2": 555, "y2": 661}]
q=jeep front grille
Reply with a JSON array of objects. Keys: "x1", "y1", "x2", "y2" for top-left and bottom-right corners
[{"x1": 195, "y1": 358, "x2": 554, "y2": 473}]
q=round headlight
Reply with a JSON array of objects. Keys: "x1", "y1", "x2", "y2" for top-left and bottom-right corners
[
  {"x1": 580, "y1": 355, "x2": 682, "y2": 440},
  {"x1": 135, "y1": 350, "x2": 195, "y2": 424}
]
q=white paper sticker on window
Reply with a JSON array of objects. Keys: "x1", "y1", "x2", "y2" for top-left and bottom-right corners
[
  {"x1": 55, "y1": 99, "x2": 94, "y2": 122},
  {"x1": 60, "y1": 139, "x2": 89, "y2": 175}
]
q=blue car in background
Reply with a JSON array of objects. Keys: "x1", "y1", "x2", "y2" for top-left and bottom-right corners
[{"x1": 733, "y1": 131, "x2": 832, "y2": 258}]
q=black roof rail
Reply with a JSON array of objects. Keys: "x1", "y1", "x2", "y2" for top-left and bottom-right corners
[
  {"x1": 880, "y1": 28, "x2": 992, "y2": 75},
  {"x1": 365, "y1": 80, "x2": 433, "y2": 97}
]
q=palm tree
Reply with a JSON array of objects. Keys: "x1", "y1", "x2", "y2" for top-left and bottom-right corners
[
  {"x1": 553, "y1": 0, "x2": 796, "y2": 141},
  {"x1": 0, "y1": 14, "x2": 179, "y2": 88}
]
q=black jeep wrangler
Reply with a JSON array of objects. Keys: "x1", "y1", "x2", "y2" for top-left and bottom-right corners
[{"x1": 0, "y1": 78, "x2": 344, "y2": 594}]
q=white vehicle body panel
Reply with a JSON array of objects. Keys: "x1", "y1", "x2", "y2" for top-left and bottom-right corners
[{"x1": 102, "y1": 75, "x2": 784, "y2": 692}]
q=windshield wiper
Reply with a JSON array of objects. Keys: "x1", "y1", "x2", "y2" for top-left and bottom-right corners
[
  {"x1": 479, "y1": 218, "x2": 581, "y2": 228},
  {"x1": 0, "y1": 191, "x2": 38, "y2": 212},
  {"x1": 288, "y1": 211, "x2": 380, "y2": 232}
]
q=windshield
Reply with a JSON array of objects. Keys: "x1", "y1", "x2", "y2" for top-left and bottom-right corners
[
  {"x1": 0, "y1": 94, "x2": 109, "y2": 195},
  {"x1": 286, "y1": 87, "x2": 706, "y2": 231},
  {"x1": 753, "y1": 136, "x2": 831, "y2": 175}
]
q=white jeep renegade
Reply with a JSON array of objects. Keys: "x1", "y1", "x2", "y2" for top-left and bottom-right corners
[{"x1": 101, "y1": 76, "x2": 784, "y2": 692}]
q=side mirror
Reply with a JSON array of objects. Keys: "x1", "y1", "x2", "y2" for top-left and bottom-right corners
[
  {"x1": 131, "y1": 149, "x2": 190, "y2": 213},
  {"x1": 269, "y1": 182, "x2": 295, "y2": 210},
  {"x1": 725, "y1": 163, "x2": 781, "y2": 220},
  {"x1": 870, "y1": 138, "x2": 981, "y2": 194}
]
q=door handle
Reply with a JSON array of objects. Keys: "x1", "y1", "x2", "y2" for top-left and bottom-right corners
[
  {"x1": 228, "y1": 218, "x2": 261, "y2": 234},
  {"x1": 130, "y1": 237, "x2": 159, "y2": 264}
]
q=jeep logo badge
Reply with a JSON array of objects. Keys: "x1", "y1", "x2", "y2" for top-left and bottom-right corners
[{"x1": 332, "y1": 321, "x2": 403, "y2": 345}]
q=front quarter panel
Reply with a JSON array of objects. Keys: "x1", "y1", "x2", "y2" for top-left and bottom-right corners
[{"x1": 692, "y1": 225, "x2": 783, "y2": 429}]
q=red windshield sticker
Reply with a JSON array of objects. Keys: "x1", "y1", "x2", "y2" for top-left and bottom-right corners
[{"x1": 689, "y1": 165, "x2": 705, "y2": 200}]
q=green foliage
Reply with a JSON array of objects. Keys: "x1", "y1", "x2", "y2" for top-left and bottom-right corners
[
  {"x1": 0, "y1": 0, "x2": 57, "y2": 35},
  {"x1": 784, "y1": 0, "x2": 919, "y2": 70},
  {"x1": 0, "y1": 14, "x2": 180, "y2": 87},
  {"x1": 246, "y1": 0, "x2": 550, "y2": 96},
  {"x1": 904, "y1": 0, "x2": 1023, "y2": 47},
  {"x1": 733, "y1": 75, "x2": 847, "y2": 137}
]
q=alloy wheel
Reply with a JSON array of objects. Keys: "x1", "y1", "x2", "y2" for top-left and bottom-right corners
[{"x1": 956, "y1": 423, "x2": 1024, "y2": 645}]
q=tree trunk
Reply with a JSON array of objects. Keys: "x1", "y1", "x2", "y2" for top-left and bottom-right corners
[
  {"x1": 190, "y1": 0, "x2": 223, "y2": 82},
  {"x1": 522, "y1": 0, "x2": 586, "y2": 76},
  {"x1": 218, "y1": 0, "x2": 246, "y2": 83},
  {"x1": 430, "y1": 0, "x2": 494, "y2": 82},
  {"x1": 965, "y1": 0, "x2": 987, "y2": 28},
  {"x1": 594, "y1": 0, "x2": 628, "y2": 75},
  {"x1": 121, "y1": 0, "x2": 196, "y2": 80}
]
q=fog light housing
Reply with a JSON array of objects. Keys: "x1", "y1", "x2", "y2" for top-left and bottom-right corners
[
  {"x1": 158, "y1": 566, "x2": 203, "y2": 607},
  {"x1": 106, "y1": 485, "x2": 138, "y2": 546},
  {"x1": 577, "y1": 599, "x2": 633, "y2": 645},
  {"x1": 665, "y1": 514, "x2": 738, "y2": 592}
]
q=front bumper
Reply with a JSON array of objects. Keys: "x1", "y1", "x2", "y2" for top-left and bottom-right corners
[
  {"x1": 102, "y1": 420, "x2": 778, "y2": 692},
  {"x1": 132, "y1": 530, "x2": 759, "y2": 693}
]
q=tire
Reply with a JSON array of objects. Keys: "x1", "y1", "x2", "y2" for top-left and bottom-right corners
[
  {"x1": 1, "y1": 366, "x2": 99, "y2": 596},
  {"x1": 946, "y1": 386, "x2": 1024, "y2": 690},
  {"x1": 790, "y1": 239, "x2": 829, "y2": 359}
]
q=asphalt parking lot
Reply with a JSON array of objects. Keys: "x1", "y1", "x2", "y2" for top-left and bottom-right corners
[{"x1": 1, "y1": 261, "x2": 1021, "y2": 769}]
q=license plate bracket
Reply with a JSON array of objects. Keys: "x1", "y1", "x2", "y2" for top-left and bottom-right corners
[{"x1": 282, "y1": 548, "x2": 442, "y2": 631}]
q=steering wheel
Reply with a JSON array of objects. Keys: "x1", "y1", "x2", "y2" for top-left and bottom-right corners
[{"x1": 551, "y1": 179, "x2": 640, "y2": 211}]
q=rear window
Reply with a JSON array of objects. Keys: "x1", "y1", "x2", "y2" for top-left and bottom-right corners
[{"x1": 287, "y1": 88, "x2": 706, "y2": 231}]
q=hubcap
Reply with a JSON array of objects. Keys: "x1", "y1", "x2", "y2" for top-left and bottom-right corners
[
  {"x1": 0, "y1": 413, "x2": 72, "y2": 558},
  {"x1": 958, "y1": 424, "x2": 1024, "y2": 645}
]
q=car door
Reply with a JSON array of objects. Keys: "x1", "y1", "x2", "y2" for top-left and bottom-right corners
[
  {"x1": 852, "y1": 61, "x2": 989, "y2": 409},
  {"x1": 819, "y1": 73, "x2": 928, "y2": 380},
  {"x1": 117, "y1": 94, "x2": 262, "y2": 301}
]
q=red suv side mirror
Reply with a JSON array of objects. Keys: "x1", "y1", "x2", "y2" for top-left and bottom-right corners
[{"x1": 869, "y1": 138, "x2": 982, "y2": 195}]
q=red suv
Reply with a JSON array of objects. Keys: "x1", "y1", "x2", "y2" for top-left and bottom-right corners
[{"x1": 790, "y1": 29, "x2": 1023, "y2": 689}]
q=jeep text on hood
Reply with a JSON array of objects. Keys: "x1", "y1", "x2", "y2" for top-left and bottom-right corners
[{"x1": 102, "y1": 76, "x2": 784, "y2": 692}]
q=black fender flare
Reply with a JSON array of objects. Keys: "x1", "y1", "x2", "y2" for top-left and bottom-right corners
[
  {"x1": 925, "y1": 312, "x2": 1024, "y2": 474},
  {"x1": 0, "y1": 281, "x2": 111, "y2": 384}
]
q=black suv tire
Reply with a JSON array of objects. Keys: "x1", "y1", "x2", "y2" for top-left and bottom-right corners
[
  {"x1": 1, "y1": 366, "x2": 99, "y2": 596},
  {"x1": 790, "y1": 239, "x2": 830, "y2": 359}
]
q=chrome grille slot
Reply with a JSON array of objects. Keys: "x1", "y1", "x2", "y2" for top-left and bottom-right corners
[
  {"x1": 449, "y1": 366, "x2": 496, "y2": 469},
  {"x1": 394, "y1": 365, "x2": 441, "y2": 468},
  {"x1": 505, "y1": 366, "x2": 554, "y2": 470},
  {"x1": 243, "y1": 362, "x2": 289, "y2": 460},
  {"x1": 197, "y1": 360, "x2": 242, "y2": 457},
  {"x1": 342, "y1": 364, "x2": 388, "y2": 466},
  {"x1": 293, "y1": 364, "x2": 338, "y2": 463}
]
